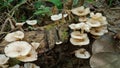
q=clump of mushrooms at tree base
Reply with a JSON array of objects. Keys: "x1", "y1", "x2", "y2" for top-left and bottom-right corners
[
  {"x1": 69, "y1": 6, "x2": 108, "y2": 59},
  {"x1": 0, "y1": 6, "x2": 108, "y2": 67}
]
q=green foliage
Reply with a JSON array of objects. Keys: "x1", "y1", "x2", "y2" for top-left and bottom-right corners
[
  {"x1": 34, "y1": 1, "x2": 43, "y2": 9},
  {"x1": 3, "y1": 0, "x2": 13, "y2": 6},
  {"x1": 47, "y1": 0, "x2": 62, "y2": 9},
  {"x1": 34, "y1": 6, "x2": 51, "y2": 16},
  {"x1": 108, "y1": 0, "x2": 113, "y2": 6},
  {"x1": 8, "y1": 58, "x2": 21, "y2": 66}
]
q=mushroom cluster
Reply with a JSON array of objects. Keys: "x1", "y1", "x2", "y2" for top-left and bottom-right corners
[
  {"x1": 0, "y1": 54, "x2": 9, "y2": 68},
  {"x1": 69, "y1": 6, "x2": 108, "y2": 46},
  {"x1": 70, "y1": 6, "x2": 108, "y2": 59},
  {"x1": 4, "y1": 31, "x2": 40, "y2": 62}
]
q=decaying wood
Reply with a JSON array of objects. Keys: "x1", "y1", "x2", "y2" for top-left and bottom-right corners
[{"x1": 0, "y1": 23, "x2": 69, "y2": 54}]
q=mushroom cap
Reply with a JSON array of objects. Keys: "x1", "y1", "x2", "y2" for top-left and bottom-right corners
[
  {"x1": 75, "y1": 48, "x2": 90, "y2": 59},
  {"x1": 51, "y1": 13, "x2": 68, "y2": 21},
  {"x1": 86, "y1": 19, "x2": 101, "y2": 27},
  {"x1": 5, "y1": 33, "x2": 18, "y2": 42},
  {"x1": 90, "y1": 26, "x2": 108, "y2": 36},
  {"x1": 69, "y1": 23, "x2": 80, "y2": 30},
  {"x1": 4, "y1": 41, "x2": 32, "y2": 58},
  {"x1": 16, "y1": 22, "x2": 25, "y2": 26},
  {"x1": 31, "y1": 42, "x2": 40, "y2": 49},
  {"x1": 51, "y1": 14, "x2": 62, "y2": 21},
  {"x1": 17, "y1": 49, "x2": 37, "y2": 62},
  {"x1": 24, "y1": 63, "x2": 40, "y2": 68},
  {"x1": 90, "y1": 12, "x2": 102, "y2": 19},
  {"x1": 55, "y1": 41, "x2": 63, "y2": 45},
  {"x1": 26, "y1": 20, "x2": 37, "y2": 25},
  {"x1": 90, "y1": 12, "x2": 108, "y2": 26},
  {"x1": 4, "y1": 31, "x2": 24, "y2": 42},
  {"x1": 71, "y1": 6, "x2": 90, "y2": 16},
  {"x1": 100, "y1": 17, "x2": 108, "y2": 25},
  {"x1": 14, "y1": 31, "x2": 24, "y2": 39},
  {"x1": 0, "y1": 54, "x2": 9, "y2": 65},
  {"x1": 71, "y1": 31, "x2": 87, "y2": 39},
  {"x1": 70, "y1": 34, "x2": 89, "y2": 46},
  {"x1": 76, "y1": 23, "x2": 91, "y2": 32}
]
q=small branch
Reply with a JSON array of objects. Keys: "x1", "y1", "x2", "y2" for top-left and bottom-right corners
[{"x1": 0, "y1": 18, "x2": 9, "y2": 32}]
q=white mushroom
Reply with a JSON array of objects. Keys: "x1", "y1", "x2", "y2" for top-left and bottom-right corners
[
  {"x1": 0, "y1": 54, "x2": 9, "y2": 65},
  {"x1": 71, "y1": 6, "x2": 90, "y2": 16},
  {"x1": 69, "y1": 23, "x2": 80, "y2": 30},
  {"x1": 51, "y1": 13, "x2": 68, "y2": 21},
  {"x1": 76, "y1": 22, "x2": 91, "y2": 32},
  {"x1": 75, "y1": 48, "x2": 90, "y2": 59},
  {"x1": 24, "y1": 63, "x2": 40, "y2": 68},
  {"x1": 70, "y1": 33, "x2": 89, "y2": 46},
  {"x1": 4, "y1": 31, "x2": 24, "y2": 42},
  {"x1": 4, "y1": 41, "x2": 32, "y2": 58},
  {"x1": 31, "y1": 42, "x2": 40, "y2": 49},
  {"x1": 13, "y1": 31, "x2": 24, "y2": 40},
  {"x1": 26, "y1": 20, "x2": 37, "y2": 26},
  {"x1": 90, "y1": 26, "x2": 108, "y2": 36},
  {"x1": 71, "y1": 31, "x2": 87, "y2": 39},
  {"x1": 55, "y1": 41, "x2": 63, "y2": 45},
  {"x1": 17, "y1": 49, "x2": 37, "y2": 62},
  {"x1": 15, "y1": 22, "x2": 25, "y2": 26},
  {"x1": 86, "y1": 19, "x2": 101, "y2": 27},
  {"x1": 88, "y1": 12, "x2": 108, "y2": 26}
]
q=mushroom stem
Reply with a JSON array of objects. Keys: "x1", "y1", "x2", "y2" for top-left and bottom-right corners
[{"x1": 81, "y1": 29, "x2": 84, "y2": 34}]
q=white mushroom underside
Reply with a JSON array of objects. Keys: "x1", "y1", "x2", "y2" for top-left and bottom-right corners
[
  {"x1": 17, "y1": 49, "x2": 37, "y2": 62},
  {"x1": 71, "y1": 31, "x2": 87, "y2": 39},
  {"x1": 90, "y1": 29, "x2": 108, "y2": 36},
  {"x1": 70, "y1": 37, "x2": 89, "y2": 46},
  {"x1": 75, "y1": 51, "x2": 90, "y2": 59},
  {"x1": 86, "y1": 20, "x2": 101, "y2": 27}
]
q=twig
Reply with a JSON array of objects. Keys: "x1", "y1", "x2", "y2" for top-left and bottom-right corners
[
  {"x1": 0, "y1": 18, "x2": 9, "y2": 32},
  {"x1": 8, "y1": 18, "x2": 15, "y2": 29},
  {"x1": 9, "y1": 0, "x2": 27, "y2": 14}
]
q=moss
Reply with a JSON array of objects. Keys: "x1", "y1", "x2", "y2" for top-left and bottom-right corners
[{"x1": 61, "y1": 28, "x2": 69, "y2": 41}]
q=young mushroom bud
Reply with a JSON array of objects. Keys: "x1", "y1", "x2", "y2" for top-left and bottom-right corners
[{"x1": 75, "y1": 48, "x2": 90, "y2": 59}]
